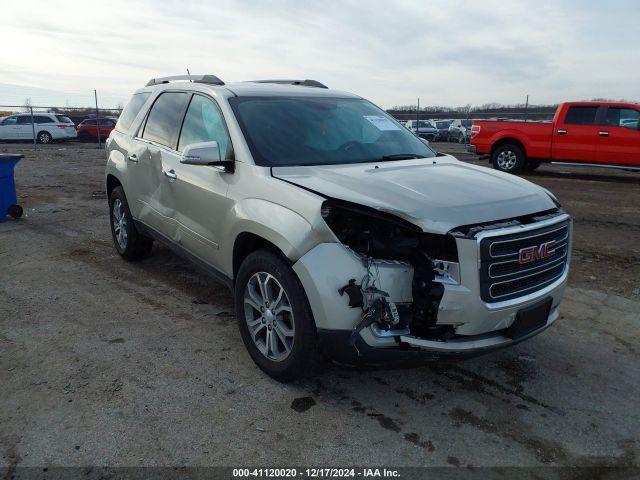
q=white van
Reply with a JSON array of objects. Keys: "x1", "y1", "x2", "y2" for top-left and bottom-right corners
[{"x1": 0, "y1": 114, "x2": 77, "y2": 143}]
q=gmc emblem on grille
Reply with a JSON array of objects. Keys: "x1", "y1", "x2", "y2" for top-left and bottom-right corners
[{"x1": 518, "y1": 240, "x2": 556, "y2": 264}]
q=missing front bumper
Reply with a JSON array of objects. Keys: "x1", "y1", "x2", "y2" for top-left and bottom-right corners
[{"x1": 318, "y1": 306, "x2": 559, "y2": 366}]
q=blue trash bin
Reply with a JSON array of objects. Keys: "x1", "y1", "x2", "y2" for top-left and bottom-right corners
[{"x1": 0, "y1": 154, "x2": 24, "y2": 223}]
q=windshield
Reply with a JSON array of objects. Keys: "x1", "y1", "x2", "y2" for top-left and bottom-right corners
[{"x1": 229, "y1": 96, "x2": 435, "y2": 166}]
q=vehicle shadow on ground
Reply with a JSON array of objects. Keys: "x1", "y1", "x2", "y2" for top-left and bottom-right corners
[{"x1": 525, "y1": 169, "x2": 639, "y2": 185}]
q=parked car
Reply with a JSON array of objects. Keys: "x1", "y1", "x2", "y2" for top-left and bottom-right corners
[
  {"x1": 404, "y1": 119, "x2": 439, "y2": 141},
  {"x1": 76, "y1": 117, "x2": 117, "y2": 142},
  {"x1": 0, "y1": 113, "x2": 77, "y2": 143},
  {"x1": 448, "y1": 119, "x2": 473, "y2": 143},
  {"x1": 432, "y1": 120, "x2": 452, "y2": 141},
  {"x1": 106, "y1": 74, "x2": 571, "y2": 381},
  {"x1": 469, "y1": 101, "x2": 640, "y2": 173}
]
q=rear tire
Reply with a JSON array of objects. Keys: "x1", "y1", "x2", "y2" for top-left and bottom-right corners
[
  {"x1": 492, "y1": 144, "x2": 525, "y2": 174},
  {"x1": 235, "y1": 250, "x2": 322, "y2": 382},
  {"x1": 108, "y1": 186, "x2": 153, "y2": 261},
  {"x1": 37, "y1": 131, "x2": 52, "y2": 144}
]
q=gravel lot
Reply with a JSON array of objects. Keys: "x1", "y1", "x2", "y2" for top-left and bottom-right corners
[{"x1": 1, "y1": 142, "x2": 639, "y2": 472}]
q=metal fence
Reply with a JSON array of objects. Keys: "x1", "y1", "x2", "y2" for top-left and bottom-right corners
[
  {"x1": 389, "y1": 111, "x2": 556, "y2": 122},
  {"x1": 387, "y1": 108, "x2": 557, "y2": 145},
  {"x1": 0, "y1": 103, "x2": 122, "y2": 150}
]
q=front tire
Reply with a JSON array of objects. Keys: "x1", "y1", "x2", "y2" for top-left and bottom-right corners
[
  {"x1": 108, "y1": 186, "x2": 153, "y2": 261},
  {"x1": 492, "y1": 144, "x2": 525, "y2": 174},
  {"x1": 235, "y1": 250, "x2": 321, "y2": 382},
  {"x1": 8, "y1": 204, "x2": 23, "y2": 219},
  {"x1": 78, "y1": 131, "x2": 92, "y2": 143}
]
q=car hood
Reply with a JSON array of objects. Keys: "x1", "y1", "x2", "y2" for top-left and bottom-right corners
[{"x1": 272, "y1": 155, "x2": 556, "y2": 234}]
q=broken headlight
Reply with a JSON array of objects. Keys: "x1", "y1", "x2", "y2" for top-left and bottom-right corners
[{"x1": 320, "y1": 199, "x2": 457, "y2": 263}]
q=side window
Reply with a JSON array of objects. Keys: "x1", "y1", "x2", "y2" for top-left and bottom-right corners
[
  {"x1": 115, "y1": 92, "x2": 151, "y2": 133},
  {"x1": 177, "y1": 95, "x2": 230, "y2": 156},
  {"x1": 605, "y1": 108, "x2": 640, "y2": 129},
  {"x1": 17, "y1": 116, "x2": 32, "y2": 125},
  {"x1": 2, "y1": 116, "x2": 17, "y2": 125},
  {"x1": 35, "y1": 115, "x2": 53, "y2": 124},
  {"x1": 564, "y1": 106, "x2": 598, "y2": 125},
  {"x1": 142, "y1": 92, "x2": 190, "y2": 148}
]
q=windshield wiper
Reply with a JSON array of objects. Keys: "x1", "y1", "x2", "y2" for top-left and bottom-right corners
[{"x1": 375, "y1": 154, "x2": 425, "y2": 161}]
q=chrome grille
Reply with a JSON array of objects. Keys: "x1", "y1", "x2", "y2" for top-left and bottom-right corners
[{"x1": 479, "y1": 218, "x2": 570, "y2": 302}]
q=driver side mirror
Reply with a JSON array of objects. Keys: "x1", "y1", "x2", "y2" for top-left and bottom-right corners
[{"x1": 181, "y1": 141, "x2": 234, "y2": 172}]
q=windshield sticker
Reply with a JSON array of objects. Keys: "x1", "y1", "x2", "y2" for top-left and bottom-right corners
[{"x1": 363, "y1": 115, "x2": 401, "y2": 131}]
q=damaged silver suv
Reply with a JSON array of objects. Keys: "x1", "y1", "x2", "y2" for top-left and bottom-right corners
[{"x1": 105, "y1": 75, "x2": 572, "y2": 381}]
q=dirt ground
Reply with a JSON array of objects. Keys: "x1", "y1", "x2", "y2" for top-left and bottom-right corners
[{"x1": 1, "y1": 142, "x2": 639, "y2": 472}]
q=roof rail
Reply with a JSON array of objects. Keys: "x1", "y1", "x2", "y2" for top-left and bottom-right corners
[
  {"x1": 249, "y1": 79, "x2": 328, "y2": 89},
  {"x1": 145, "y1": 74, "x2": 225, "y2": 87}
]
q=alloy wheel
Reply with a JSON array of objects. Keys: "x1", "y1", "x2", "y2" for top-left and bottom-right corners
[
  {"x1": 496, "y1": 150, "x2": 518, "y2": 170},
  {"x1": 243, "y1": 272, "x2": 295, "y2": 362},
  {"x1": 112, "y1": 198, "x2": 128, "y2": 250}
]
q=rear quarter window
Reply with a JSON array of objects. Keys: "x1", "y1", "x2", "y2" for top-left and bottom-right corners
[
  {"x1": 56, "y1": 115, "x2": 73, "y2": 124},
  {"x1": 35, "y1": 115, "x2": 54, "y2": 124},
  {"x1": 115, "y1": 92, "x2": 151, "y2": 133}
]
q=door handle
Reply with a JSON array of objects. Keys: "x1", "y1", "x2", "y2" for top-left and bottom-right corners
[
  {"x1": 599, "y1": 131, "x2": 609, "y2": 137},
  {"x1": 164, "y1": 169, "x2": 177, "y2": 180},
  {"x1": 557, "y1": 129, "x2": 567, "y2": 135},
  {"x1": 127, "y1": 154, "x2": 138, "y2": 162}
]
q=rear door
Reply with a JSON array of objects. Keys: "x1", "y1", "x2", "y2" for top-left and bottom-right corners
[
  {"x1": 597, "y1": 106, "x2": 640, "y2": 166},
  {"x1": 35, "y1": 115, "x2": 56, "y2": 139},
  {"x1": 552, "y1": 105, "x2": 601, "y2": 162},
  {"x1": 135, "y1": 91, "x2": 191, "y2": 239}
]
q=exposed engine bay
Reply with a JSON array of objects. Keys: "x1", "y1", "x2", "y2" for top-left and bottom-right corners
[{"x1": 321, "y1": 199, "x2": 459, "y2": 344}]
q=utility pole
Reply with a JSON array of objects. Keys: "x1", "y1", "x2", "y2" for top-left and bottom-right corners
[
  {"x1": 94, "y1": 90, "x2": 101, "y2": 148},
  {"x1": 30, "y1": 106, "x2": 37, "y2": 151}
]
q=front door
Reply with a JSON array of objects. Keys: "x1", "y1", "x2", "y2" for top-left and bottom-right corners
[
  {"x1": 0, "y1": 116, "x2": 19, "y2": 140},
  {"x1": 552, "y1": 105, "x2": 602, "y2": 163},
  {"x1": 168, "y1": 93, "x2": 234, "y2": 268},
  {"x1": 597, "y1": 106, "x2": 640, "y2": 166}
]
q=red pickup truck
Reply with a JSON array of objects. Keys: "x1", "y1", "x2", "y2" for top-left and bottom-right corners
[{"x1": 469, "y1": 101, "x2": 640, "y2": 173}]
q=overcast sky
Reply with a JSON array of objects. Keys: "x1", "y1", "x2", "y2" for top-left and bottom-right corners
[{"x1": 1, "y1": 0, "x2": 638, "y2": 108}]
